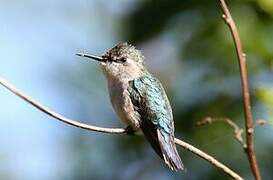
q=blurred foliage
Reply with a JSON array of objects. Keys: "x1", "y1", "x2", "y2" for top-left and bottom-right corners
[
  {"x1": 2, "y1": 0, "x2": 271, "y2": 179},
  {"x1": 116, "y1": 0, "x2": 273, "y2": 179},
  {"x1": 23, "y1": 1, "x2": 270, "y2": 180},
  {"x1": 256, "y1": 86, "x2": 273, "y2": 123},
  {"x1": 256, "y1": 86, "x2": 273, "y2": 105},
  {"x1": 67, "y1": 0, "x2": 273, "y2": 179}
]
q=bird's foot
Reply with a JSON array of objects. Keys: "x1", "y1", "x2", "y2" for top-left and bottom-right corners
[{"x1": 125, "y1": 125, "x2": 135, "y2": 136}]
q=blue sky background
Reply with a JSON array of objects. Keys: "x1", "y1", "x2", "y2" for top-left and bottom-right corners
[
  {"x1": 1, "y1": 0, "x2": 273, "y2": 179},
  {"x1": 0, "y1": 1, "x2": 138, "y2": 179}
]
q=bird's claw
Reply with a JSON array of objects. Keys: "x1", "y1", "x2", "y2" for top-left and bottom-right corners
[{"x1": 125, "y1": 126, "x2": 135, "y2": 136}]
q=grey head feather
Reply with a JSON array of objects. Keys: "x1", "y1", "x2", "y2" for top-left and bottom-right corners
[
  {"x1": 100, "y1": 42, "x2": 147, "y2": 80},
  {"x1": 104, "y1": 42, "x2": 145, "y2": 64}
]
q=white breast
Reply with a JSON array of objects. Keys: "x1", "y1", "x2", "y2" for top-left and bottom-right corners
[{"x1": 108, "y1": 78, "x2": 141, "y2": 131}]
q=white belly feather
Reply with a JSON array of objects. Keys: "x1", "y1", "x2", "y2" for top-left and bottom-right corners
[{"x1": 108, "y1": 79, "x2": 141, "y2": 131}]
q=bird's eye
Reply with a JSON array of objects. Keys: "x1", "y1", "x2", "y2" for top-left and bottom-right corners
[{"x1": 119, "y1": 57, "x2": 127, "y2": 63}]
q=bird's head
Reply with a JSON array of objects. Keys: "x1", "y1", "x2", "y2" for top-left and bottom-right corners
[{"x1": 76, "y1": 42, "x2": 145, "y2": 80}]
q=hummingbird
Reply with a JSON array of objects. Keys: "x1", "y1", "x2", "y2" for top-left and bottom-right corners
[{"x1": 76, "y1": 42, "x2": 183, "y2": 171}]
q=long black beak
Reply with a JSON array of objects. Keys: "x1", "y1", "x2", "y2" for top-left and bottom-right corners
[{"x1": 76, "y1": 53, "x2": 105, "y2": 62}]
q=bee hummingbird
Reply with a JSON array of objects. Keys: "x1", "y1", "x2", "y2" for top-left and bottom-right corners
[{"x1": 76, "y1": 42, "x2": 183, "y2": 171}]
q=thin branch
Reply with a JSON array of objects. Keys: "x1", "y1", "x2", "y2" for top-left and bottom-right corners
[
  {"x1": 0, "y1": 77, "x2": 243, "y2": 180},
  {"x1": 219, "y1": 0, "x2": 261, "y2": 179},
  {"x1": 0, "y1": 77, "x2": 126, "y2": 134},
  {"x1": 197, "y1": 117, "x2": 267, "y2": 147},
  {"x1": 197, "y1": 117, "x2": 246, "y2": 148},
  {"x1": 174, "y1": 138, "x2": 242, "y2": 180}
]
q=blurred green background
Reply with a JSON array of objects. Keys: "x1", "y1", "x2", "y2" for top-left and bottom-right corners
[{"x1": 0, "y1": 0, "x2": 273, "y2": 179}]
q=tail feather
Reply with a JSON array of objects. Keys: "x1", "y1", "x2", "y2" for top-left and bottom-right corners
[
  {"x1": 157, "y1": 129, "x2": 184, "y2": 171},
  {"x1": 141, "y1": 121, "x2": 183, "y2": 171}
]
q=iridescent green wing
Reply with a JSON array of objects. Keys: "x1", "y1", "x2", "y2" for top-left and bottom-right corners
[
  {"x1": 128, "y1": 74, "x2": 183, "y2": 170},
  {"x1": 128, "y1": 74, "x2": 174, "y2": 157}
]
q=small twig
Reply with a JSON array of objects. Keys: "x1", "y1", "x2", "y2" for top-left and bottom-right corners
[
  {"x1": 197, "y1": 117, "x2": 267, "y2": 148},
  {"x1": 254, "y1": 119, "x2": 267, "y2": 128},
  {"x1": 0, "y1": 77, "x2": 243, "y2": 180},
  {"x1": 219, "y1": 0, "x2": 261, "y2": 179},
  {"x1": 197, "y1": 117, "x2": 246, "y2": 148}
]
